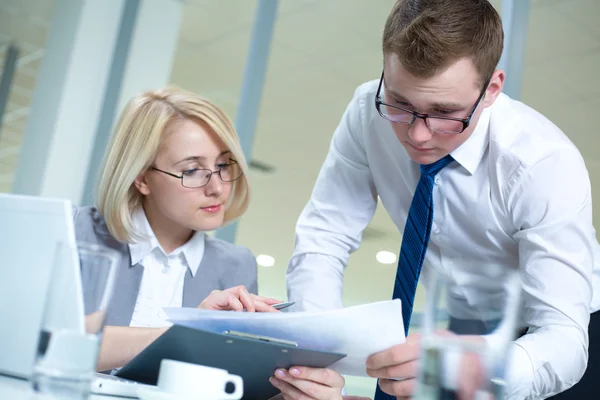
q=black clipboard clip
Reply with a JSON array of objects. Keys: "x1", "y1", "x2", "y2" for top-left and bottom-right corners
[{"x1": 223, "y1": 330, "x2": 299, "y2": 348}]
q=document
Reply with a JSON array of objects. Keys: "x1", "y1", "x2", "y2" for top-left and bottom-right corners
[{"x1": 164, "y1": 299, "x2": 405, "y2": 376}]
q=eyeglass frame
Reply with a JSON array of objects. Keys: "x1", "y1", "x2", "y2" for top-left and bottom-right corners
[
  {"x1": 150, "y1": 159, "x2": 242, "y2": 189},
  {"x1": 374, "y1": 69, "x2": 491, "y2": 134}
]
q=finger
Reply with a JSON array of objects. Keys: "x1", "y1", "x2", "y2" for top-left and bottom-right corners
[
  {"x1": 366, "y1": 341, "x2": 420, "y2": 371},
  {"x1": 235, "y1": 286, "x2": 255, "y2": 312},
  {"x1": 223, "y1": 285, "x2": 246, "y2": 295},
  {"x1": 223, "y1": 293, "x2": 244, "y2": 311},
  {"x1": 377, "y1": 377, "x2": 417, "y2": 398},
  {"x1": 366, "y1": 359, "x2": 418, "y2": 380},
  {"x1": 222, "y1": 285, "x2": 252, "y2": 306},
  {"x1": 457, "y1": 352, "x2": 486, "y2": 400},
  {"x1": 197, "y1": 290, "x2": 222, "y2": 309},
  {"x1": 251, "y1": 294, "x2": 283, "y2": 305},
  {"x1": 199, "y1": 291, "x2": 245, "y2": 311},
  {"x1": 253, "y1": 300, "x2": 279, "y2": 313},
  {"x1": 287, "y1": 366, "x2": 345, "y2": 388},
  {"x1": 274, "y1": 369, "x2": 340, "y2": 400},
  {"x1": 270, "y1": 376, "x2": 313, "y2": 400}
]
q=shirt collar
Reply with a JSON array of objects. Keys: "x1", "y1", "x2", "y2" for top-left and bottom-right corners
[
  {"x1": 128, "y1": 208, "x2": 205, "y2": 277},
  {"x1": 178, "y1": 229, "x2": 205, "y2": 277},
  {"x1": 450, "y1": 105, "x2": 491, "y2": 175},
  {"x1": 128, "y1": 208, "x2": 159, "y2": 266}
]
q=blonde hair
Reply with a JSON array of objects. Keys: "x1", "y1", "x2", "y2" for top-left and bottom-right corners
[{"x1": 96, "y1": 86, "x2": 250, "y2": 243}]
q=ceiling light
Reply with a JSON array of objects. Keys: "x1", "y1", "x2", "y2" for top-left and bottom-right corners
[
  {"x1": 376, "y1": 251, "x2": 397, "y2": 265},
  {"x1": 256, "y1": 254, "x2": 275, "y2": 267}
]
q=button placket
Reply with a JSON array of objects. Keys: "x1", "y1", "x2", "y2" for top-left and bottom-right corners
[{"x1": 432, "y1": 172, "x2": 447, "y2": 236}]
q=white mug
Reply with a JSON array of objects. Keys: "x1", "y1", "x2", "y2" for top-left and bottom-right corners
[{"x1": 155, "y1": 359, "x2": 243, "y2": 400}]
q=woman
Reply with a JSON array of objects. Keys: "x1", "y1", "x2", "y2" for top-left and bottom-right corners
[{"x1": 74, "y1": 86, "x2": 280, "y2": 371}]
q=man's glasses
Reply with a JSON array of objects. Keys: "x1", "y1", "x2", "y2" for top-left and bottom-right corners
[
  {"x1": 151, "y1": 159, "x2": 243, "y2": 188},
  {"x1": 375, "y1": 70, "x2": 490, "y2": 134}
]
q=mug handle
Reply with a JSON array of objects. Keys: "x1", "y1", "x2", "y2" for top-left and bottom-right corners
[{"x1": 222, "y1": 374, "x2": 244, "y2": 399}]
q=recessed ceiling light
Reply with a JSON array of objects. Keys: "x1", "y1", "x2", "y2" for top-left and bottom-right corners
[
  {"x1": 376, "y1": 251, "x2": 397, "y2": 265},
  {"x1": 256, "y1": 254, "x2": 275, "y2": 267}
]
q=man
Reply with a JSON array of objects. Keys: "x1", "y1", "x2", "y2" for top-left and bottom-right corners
[{"x1": 287, "y1": 0, "x2": 600, "y2": 399}]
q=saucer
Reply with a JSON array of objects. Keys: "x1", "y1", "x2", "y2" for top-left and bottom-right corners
[
  {"x1": 137, "y1": 386, "x2": 219, "y2": 400},
  {"x1": 137, "y1": 387, "x2": 178, "y2": 400}
]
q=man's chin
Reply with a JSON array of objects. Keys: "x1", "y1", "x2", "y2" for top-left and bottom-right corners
[{"x1": 407, "y1": 151, "x2": 444, "y2": 165}]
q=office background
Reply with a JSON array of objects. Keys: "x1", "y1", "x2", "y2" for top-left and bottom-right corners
[{"x1": 1, "y1": 0, "x2": 599, "y2": 395}]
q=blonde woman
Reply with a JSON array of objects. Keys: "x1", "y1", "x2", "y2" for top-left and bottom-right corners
[{"x1": 74, "y1": 86, "x2": 280, "y2": 371}]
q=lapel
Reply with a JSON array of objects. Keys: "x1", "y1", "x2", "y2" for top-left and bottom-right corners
[
  {"x1": 86, "y1": 208, "x2": 144, "y2": 326},
  {"x1": 182, "y1": 237, "x2": 224, "y2": 308}
]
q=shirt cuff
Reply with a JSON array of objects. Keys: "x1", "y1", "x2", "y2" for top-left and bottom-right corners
[{"x1": 500, "y1": 343, "x2": 535, "y2": 400}]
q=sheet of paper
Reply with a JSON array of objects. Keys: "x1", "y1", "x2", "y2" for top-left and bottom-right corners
[{"x1": 164, "y1": 299, "x2": 405, "y2": 376}]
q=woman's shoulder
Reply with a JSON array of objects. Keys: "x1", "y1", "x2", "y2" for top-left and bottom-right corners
[
  {"x1": 204, "y1": 235, "x2": 256, "y2": 267},
  {"x1": 202, "y1": 235, "x2": 258, "y2": 293},
  {"x1": 73, "y1": 205, "x2": 101, "y2": 221},
  {"x1": 73, "y1": 206, "x2": 124, "y2": 250},
  {"x1": 73, "y1": 206, "x2": 106, "y2": 233}
]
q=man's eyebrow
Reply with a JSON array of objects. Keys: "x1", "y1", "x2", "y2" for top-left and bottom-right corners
[
  {"x1": 385, "y1": 85, "x2": 466, "y2": 110},
  {"x1": 430, "y1": 100, "x2": 465, "y2": 110},
  {"x1": 383, "y1": 83, "x2": 405, "y2": 100}
]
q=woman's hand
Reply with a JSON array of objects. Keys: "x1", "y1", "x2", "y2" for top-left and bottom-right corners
[
  {"x1": 198, "y1": 285, "x2": 281, "y2": 312},
  {"x1": 270, "y1": 366, "x2": 347, "y2": 400}
]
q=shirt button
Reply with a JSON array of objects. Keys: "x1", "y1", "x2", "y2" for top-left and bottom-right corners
[
  {"x1": 434, "y1": 177, "x2": 442, "y2": 186},
  {"x1": 432, "y1": 224, "x2": 441, "y2": 234}
]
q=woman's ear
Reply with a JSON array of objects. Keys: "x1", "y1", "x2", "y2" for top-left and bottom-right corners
[{"x1": 134, "y1": 171, "x2": 151, "y2": 196}]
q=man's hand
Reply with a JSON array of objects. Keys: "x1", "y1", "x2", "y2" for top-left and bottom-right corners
[
  {"x1": 366, "y1": 333, "x2": 422, "y2": 398},
  {"x1": 367, "y1": 331, "x2": 491, "y2": 400},
  {"x1": 198, "y1": 285, "x2": 281, "y2": 312}
]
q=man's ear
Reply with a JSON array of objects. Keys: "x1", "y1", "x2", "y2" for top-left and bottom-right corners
[{"x1": 482, "y1": 69, "x2": 505, "y2": 108}]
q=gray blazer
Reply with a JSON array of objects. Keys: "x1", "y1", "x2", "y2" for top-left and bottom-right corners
[{"x1": 73, "y1": 206, "x2": 258, "y2": 327}]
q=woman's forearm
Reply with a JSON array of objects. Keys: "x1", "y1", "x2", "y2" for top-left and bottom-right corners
[{"x1": 97, "y1": 326, "x2": 168, "y2": 371}]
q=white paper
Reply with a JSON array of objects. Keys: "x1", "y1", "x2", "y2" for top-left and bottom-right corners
[{"x1": 164, "y1": 299, "x2": 405, "y2": 376}]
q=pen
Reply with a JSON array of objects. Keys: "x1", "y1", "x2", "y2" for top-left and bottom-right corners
[
  {"x1": 229, "y1": 301, "x2": 296, "y2": 312},
  {"x1": 272, "y1": 301, "x2": 295, "y2": 311}
]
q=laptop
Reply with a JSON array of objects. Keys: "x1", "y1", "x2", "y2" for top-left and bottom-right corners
[{"x1": 0, "y1": 193, "x2": 152, "y2": 398}]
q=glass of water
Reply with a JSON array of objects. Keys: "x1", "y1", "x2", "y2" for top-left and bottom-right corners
[
  {"x1": 413, "y1": 266, "x2": 522, "y2": 400},
  {"x1": 32, "y1": 241, "x2": 120, "y2": 399}
]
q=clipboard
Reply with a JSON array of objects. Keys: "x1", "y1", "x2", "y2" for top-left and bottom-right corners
[{"x1": 116, "y1": 324, "x2": 346, "y2": 399}]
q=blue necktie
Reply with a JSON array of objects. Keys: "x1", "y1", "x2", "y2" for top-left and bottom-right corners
[{"x1": 374, "y1": 154, "x2": 454, "y2": 400}]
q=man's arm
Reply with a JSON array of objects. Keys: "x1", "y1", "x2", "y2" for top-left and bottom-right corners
[
  {"x1": 504, "y1": 147, "x2": 594, "y2": 399},
  {"x1": 287, "y1": 87, "x2": 378, "y2": 312}
]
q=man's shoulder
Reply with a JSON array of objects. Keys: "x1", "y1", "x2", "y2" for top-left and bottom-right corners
[
  {"x1": 488, "y1": 93, "x2": 583, "y2": 169},
  {"x1": 353, "y1": 79, "x2": 380, "y2": 102}
]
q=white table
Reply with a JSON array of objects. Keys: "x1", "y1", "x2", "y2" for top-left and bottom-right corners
[{"x1": 0, "y1": 374, "x2": 121, "y2": 399}]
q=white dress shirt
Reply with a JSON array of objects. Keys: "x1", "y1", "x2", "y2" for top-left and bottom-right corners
[
  {"x1": 128, "y1": 208, "x2": 205, "y2": 328},
  {"x1": 287, "y1": 79, "x2": 600, "y2": 399}
]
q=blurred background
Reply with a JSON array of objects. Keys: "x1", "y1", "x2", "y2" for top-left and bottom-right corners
[{"x1": 1, "y1": 0, "x2": 598, "y2": 395}]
